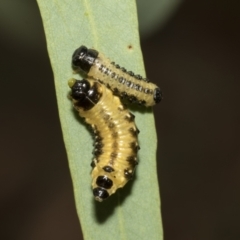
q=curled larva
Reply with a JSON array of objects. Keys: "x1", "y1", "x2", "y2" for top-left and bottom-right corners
[
  {"x1": 68, "y1": 78, "x2": 140, "y2": 202},
  {"x1": 72, "y1": 45, "x2": 162, "y2": 107}
]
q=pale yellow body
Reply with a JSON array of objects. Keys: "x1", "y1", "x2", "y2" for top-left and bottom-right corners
[
  {"x1": 88, "y1": 53, "x2": 158, "y2": 107},
  {"x1": 71, "y1": 79, "x2": 139, "y2": 198}
]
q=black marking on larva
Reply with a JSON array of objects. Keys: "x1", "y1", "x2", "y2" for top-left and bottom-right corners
[
  {"x1": 125, "y1": 81, "x2": 132, "y2": 87},
  {"x1": 124, "y1": 169, "x2": 133, "y2": 180},
  {"x1": 128, "y1": 95, "x2": 137, "y2": 103},
  {"x1": 115, "y1": 64, "x2": 120, "y2": 69},
  {"x1": 125, "y1": 112, "x2": 135, "y2": 122},
  {"x1": 103, "y1": 113, "x2": 111, "y2": 122},
  {"x1": 108, "y1": 122, "x2": 115, "y2": 129},
  {"x1": 111, "y1": 72, "x2": 116, "y2": 78},
  {"x1": 104, "y1": 68, "x2": 111, "y2": 75},
  {"x1": 96, "y1": 176, "x2": 113, "y2": 189},
  {"x1": 120, "y1": 91, "x2": 128, "y2": 99},
  {"x1": 129, "y1": 127, "x2": 139, "y2": 137},
  {"x1": 144, "y1": 88, "x2": 150, "y2": 94},
  {"x1": 99, "y1": 64, "x2": 104, "y2": 71},
  {"x1": 93, "y1": 129, "x2": 103, "y2": 141},
  {"x1": 130, "y1": 142, "x2": 140, "y2": 153},
  {"x1": 103, "y1": 166, "x2": 115, "y2": 173},
  {"x1": 91, "y1": 160, "x2": 96, "y2": 168},
  {"x1": 135, "y1": 74, "x2": 142, "y2": 80},
  {"x1": 126, "y1": 156, "x2": 138, "y2": 168},
  {"x1": 93, "y1": 148, "x2": 103, "y2": 157},
  {"x1": 113, "y1": 87, "x2": 119, "y2": 94},
  {"x1": 121, "y1": 67, "x2": 127, "y2": 72},
  {"x1": 93, "y1": 141, "x2": 104, "y2": 148},
  {"x1": 128, "y1": 71, "x2": 134, "y2": 76}
]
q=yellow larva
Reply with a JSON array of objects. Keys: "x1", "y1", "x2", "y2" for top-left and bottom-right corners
[
  {"x1": 72, "y1": 45, "x2": 162, "y2": 107},
  {"x1": 68, "y1": 78, "x2": 140, "y2": 202}
]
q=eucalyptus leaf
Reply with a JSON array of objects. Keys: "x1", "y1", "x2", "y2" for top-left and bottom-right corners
[{"x1": 37, "y1": 0, "x2": 163, "y2": 239}]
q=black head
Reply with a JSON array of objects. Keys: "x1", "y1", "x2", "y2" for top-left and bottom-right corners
[
  {"x1": 72, "y1": 45, "x2": 99, "y2": 73},
  {"x1": 93, "y1": 187, "x2": 109, "y2": 202},
  {"x1": 93, "y1": 175, "x2": 113, "y2": 202},
  {"x1": 153, "y1": 88, "x2": 163, "y2": 104},
  {"x1": 70, "y1": 79, "x2": 90, "y2": 101}
]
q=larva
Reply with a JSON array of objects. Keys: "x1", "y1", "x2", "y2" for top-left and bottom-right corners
[
  {"x1": 68, "y1": 78, "x2": 140, "y2": 202},
  {"x1": 72, "y1": 45, "x2": 162, "y2": 107}
]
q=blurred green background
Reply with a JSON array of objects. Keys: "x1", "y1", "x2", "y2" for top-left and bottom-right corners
[{"x1": 0, "y1": 0, "x2": 240, "y2": 239}]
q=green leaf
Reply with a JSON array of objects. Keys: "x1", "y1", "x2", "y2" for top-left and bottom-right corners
[{"x1": 37, "y1": 0, "x2": 163, "y2": 239}]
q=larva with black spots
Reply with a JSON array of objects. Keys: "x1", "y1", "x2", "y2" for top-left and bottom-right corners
[
  {"x1": 68, "y1": 78, "x2": 140, "y2": 202},
  {"x1": 72, "y1": 45, "x2": 162, "y2": 107}
]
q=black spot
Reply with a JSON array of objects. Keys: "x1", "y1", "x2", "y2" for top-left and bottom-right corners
[
  {"x1": 129, "y1": 127, "x2": 139, "y2": 137},
  {"x1": 93, "y1": 141, "x2": 103, "y2": 149},
  {"x1": 99, "y1": 65, "x2": 104, "y2": 71},
  {"x1": 91, "y1": 160, "x2": 96, "y2": 168},
  {"x1": 115, "y1": 64, "x2": 120, "y2": 69},
  {"x1": 93, "y1": 187, "x2": 109, "y2": 201},
  {"x1": 125, "y1": 112, "x2": 135, "y2": 122},
  {"x1": 144, "y1": 88, "x2": 150, "y2": 94},
  {"x1": 128, "y1": 71, "x2": 134, "y2": 76},
  {"x1": 125, "y1": 81, "x2": 132, "y2": 87},
  {"x1": 128, "y1": 95, "x2": 137, "y2": 103},
  {"x1": 113, "y1": 88, "x2": 119, "y2": 93},
  {"x1": 94, "y1": 134, "x2": 103, "y2": 142},
  {"x1": 126, "y1": 156, "x2": 138, "y2": 168},
  {"x1": 103, "y1": 114, "x2": 111, "y2": 121},
  {"x1": 118, "y1": 77, "x2": 126, "y2": 84},
  {"x1": 104, "y1": 68, "x2": 110, "y2": 75},
  {"x1": 138, "y1": 100, "x2": 146, "y2": 105},
  {"x1": 120, "y1": 91, "x2": 128, "y2": 99},
  {"x1": 103, "y1": 166, "x2": 115, "y2": 172},
  {"x1": 121, "y1": 67, "x2": 127, "y2": 72},
  {"x1": 135, "y1": 74, "x2": 142, "y2": 80},
  {"x1": 129, "y1": 82, "x2": 134, "y2": 88},
  {"x1": 93, "y1": 148, "x2": 103, "y2": 157},
  {"x1": 134, "y1": 84, "x2": 140, "y2": 91},
  {"x1": 96, "y1": 176, "x2": 113, "y2": 189},
  {"x1": 129, "y1": 142, "x2": 140, "y2": 153},
  {"x1": 111, "y1": 72, "x2": 116, "y2": 78}
]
